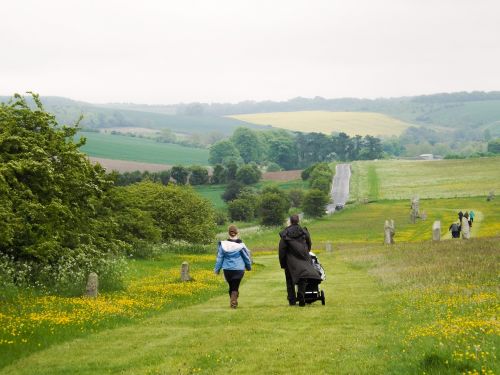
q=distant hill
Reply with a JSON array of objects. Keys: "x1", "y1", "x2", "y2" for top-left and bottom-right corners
[
  {"x1": 230, "y1": 111, "x2": 414, "y2": 137},
  {"x1": 0, "y1": 95, "x2": 264, "y2": 136}
]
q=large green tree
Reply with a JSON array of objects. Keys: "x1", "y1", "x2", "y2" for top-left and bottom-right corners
[
  {"x1": 230, "y1": 127, "x2": 263, "y2": 163},
  {"x1": 208, "y1": 140, "x2": 241, "y2": 165}
]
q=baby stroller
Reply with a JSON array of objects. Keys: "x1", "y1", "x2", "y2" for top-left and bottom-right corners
[{"x1": 304, "y1": 251, "x2": 326, "y2": 305}]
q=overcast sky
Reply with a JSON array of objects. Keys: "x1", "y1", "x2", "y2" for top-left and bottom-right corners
[{"x1": 1, "y1": 0, "x2": 499, "y2": 104}]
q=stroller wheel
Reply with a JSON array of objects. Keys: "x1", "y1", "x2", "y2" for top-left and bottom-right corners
[{"x1": 321, "y1": 290, "x2": 325, "y2": 305}]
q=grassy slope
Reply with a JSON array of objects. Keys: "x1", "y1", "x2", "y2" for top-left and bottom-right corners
[
  {"x1": 3, "y1": 238, "x2": 498, "y2": 374},
  {"x1": 229, "y1": 111, "x2": 414, "y2": 136},
  {"x1": 350, "y1": 157, "x2": 500, "y2": 201},
  {"x1": 78, "y1": 132, "x2": 209, "y2": 165},
  {"x1": 242, "y1": 196, "x2": 500, "y2": 250}
]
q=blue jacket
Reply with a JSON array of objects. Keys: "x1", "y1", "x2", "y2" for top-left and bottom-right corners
[{"x1": 214, "y1": 240, "x2": 252, "y2": 273}]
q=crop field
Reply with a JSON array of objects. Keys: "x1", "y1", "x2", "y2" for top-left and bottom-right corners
[
  {"x1": 229, "y1": 111, "x2": 414, "y2": 136},
  {"x1": 77, "y1": 132, "x2": 209, "y2": 166},
  {"x1": 350, "y1": 157, "x2": 500, "y2": 201}
]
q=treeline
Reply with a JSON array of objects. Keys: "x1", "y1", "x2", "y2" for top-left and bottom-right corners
[
  {"x1": 209, "y1": 127, "x2": 383, "y2": 170},
  {"x1": 0, "y1": 95, "x2": 217, "y2": 296},
  {"x1": 113, "y1": 162, "x2": 262, "y2": 186}
]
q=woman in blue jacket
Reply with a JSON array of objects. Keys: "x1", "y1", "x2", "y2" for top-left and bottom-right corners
[{"x1": 214, "y1": 225, "x2": 252, "y2": 309}]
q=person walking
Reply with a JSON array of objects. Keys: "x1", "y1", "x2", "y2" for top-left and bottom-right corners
[
  {"x1": 461, "y1": 212, "x2": 471, "y2": 239},
  {"x1": 469, "y1": 210, "x2": 475, "y2": 227},
  {"x1": 214, "y1": 225, "x2": 252, "y2": 309},
  {"x1": 279, "y1": 214, "x2": 321, "y2": 306},
  {"x1": 449, "y1": 221, "x2": 460, "y2": 238}
]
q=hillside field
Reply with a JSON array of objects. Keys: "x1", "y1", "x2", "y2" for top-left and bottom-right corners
[
  {"x1": 77, "y1": 132, "x2": 209, "y2": 166},
  {"x1": 350, "y1": 157, "x2": 500, "y2": 201},
  {"x1": 229, "y1": 111, "x2": 415, "y2": 136}
]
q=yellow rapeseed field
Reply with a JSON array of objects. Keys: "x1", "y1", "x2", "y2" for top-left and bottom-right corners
[{"x1": 229, "y1": 111, "x2": 413, "y2": 136}]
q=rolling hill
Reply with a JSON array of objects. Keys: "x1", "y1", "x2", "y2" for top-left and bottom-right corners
[{"x1": 229, "y1": 111, "x2": 414, "y2": 136}]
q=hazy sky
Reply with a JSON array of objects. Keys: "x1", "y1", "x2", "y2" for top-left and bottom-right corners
[{"x1": 1, "y1": 0, "x2": 499, "y2": 104}]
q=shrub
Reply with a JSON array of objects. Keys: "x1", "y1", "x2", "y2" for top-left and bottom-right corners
[
  {"x1": 259, "y1": 192, "x2": 289, "y2": 226},
  {"x1": 189, "y1": 166, "x2": 209, "y2": 185},
  {"x1": 222, "y1": 180, "x2": 244, "y2": 202},
  {"x1": 266, "y1": 162, "x2": 282, "y2": 172},
  {"x1": 235, "y1": 164, "x2": 262, "y2": 185},
  {"x1": 288, "y1": 188, "x2": 304, "y2": 208},
  {"x1": 228, "y1": 198, "x2": 255, "y2": 221},
  {"x1": 303, "y1": 189, "x2": 329, "y2": 218}
]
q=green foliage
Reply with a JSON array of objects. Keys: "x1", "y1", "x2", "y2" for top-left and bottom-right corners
[
  {"x1": 121, "y1": 181, "x2": 217, "y2": 244},
  {"x1": 265, "y1": 162, "x2": 281, "y2": 172},
  {"x1": 208, "y1": 140, "x2": 241, "y2": 165},
  {"x1": 188, "y1": 166, "x2": 209, "y2": 185},
  {"x1": 235, "y1": 164, "x2": 262, "y2": 185},
  {"x1": 228, "y1": 198, "x2": 255, "y2": 221},
  {"x1": 230, "y1": 127, "x2": 263, "y2": 163},
  {"x1": 258, "y1": 192, "x2": 289, "y2": 226},
  {"x1": 221, "y1": 180, "x2": 244, "y2": 202},
  {"x1": 487, "y1": 138, "x2": 500, "y2": 153},
  {"x1": 302, "y1": 189, "x2": 329, "y2": 218},
  {"x1": 265, "y1": 130, "x2": 298, "y2": 170},
  {"x1": 211, "y1": 164, "x2": 227, "y2": 184},
  {"x1": 0, "y1": 94, "x2": 125, "y2": 292},
  {"x1": 288, "y1": 188, "x2": 304, "y2": 208},
  {"x1": 214, "y1": 210, "x2": 228, "y2": 225},
  {"x1": 308, "y1": 163, "x2": 333, "y2": 194},
  {"x1": 170, "y1": 165, "x2": 189, "y2": 185}
]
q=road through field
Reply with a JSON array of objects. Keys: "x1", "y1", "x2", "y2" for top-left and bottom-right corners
[{"x1": 327, "y1": 163, "x2": 351, "y2": 214}]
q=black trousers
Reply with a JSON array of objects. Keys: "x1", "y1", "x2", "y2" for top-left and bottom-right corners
[
  {"x1": 223, "y1": 270, "x2": 244, "y2": 295},
  {"x1": 284, "y1": 269, "x2": 308, "y2": 302}
]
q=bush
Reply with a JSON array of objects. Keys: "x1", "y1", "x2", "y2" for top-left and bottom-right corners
[
  {"x1": 266, "y1": 162, "x2": 282, "y2": 172},
  {"x1": 303, "y1": 189, "x2": 329, "y2": 218},
  {"x1": 259, "y1": 192, "x2": 289, "y2": 226},
  {"x1": 189, "y1": 166, "x2": 209, "y2": 185},
  {"x1": 228, "y1": 198, "x2": 255, "y2": 221},
  {"x1": 0, "y1": 94, "x2": 125, "y2": 291},
  {"x1": 222, "y1": 180, "x2": 244, "y2": 202},
  {"x1": 215, "y1": 210, "x2": 228, "y2": 225},
  {"x1": 288, "y1": 188, "x2": 304, "y2": 208},
  {"x1": 235, "y1": 164, "x2": 262, "y2": 185},
  {"x1": 158, "y1": 241, "x2": 215, "y2": 254}
]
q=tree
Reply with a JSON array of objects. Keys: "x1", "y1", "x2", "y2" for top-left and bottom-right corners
[
  {"x1": 228, "y1": 198, "x2": 255, "y2": 221},
  {"x1": 170, "y1": 165, "x2": 189, "y2": 185},
  {"x1": 235, "y1": 164, "x2": 262, "y2": 185},
  {"x1": 303, "y1": 189, "x2": 329, "y2": 218},
  {"x1": 288, "y1": 189, "x2": 304, "y2": 208},
  {"x1": 225, "y1": 160, "x2": 239, "y2": 181},
  {"x1": 0, "y1": 94, "x2": 122, "y2": 289},
  {"x1": 264, "y1": 130, "x2": 298, "y2": 170},
  {"x1": 221, "y1": 180, "x2": 244, "y2": 202},
  {"x1": 487, "y1": 138, "x2": 500, "y2": 153},
  {"x1": 208, "y1": 140, "x2": 241, "y2": 165},
  {"x1": 189, "y1": 166, "x2": 209, "y2": 185},
  {"x1": 259, "y1": 192, "x2": 289, "y2": 226},
  {"x1": 230, "y1": 127, "x2": 263, "y2": 163},
  {"x1": 211, "y1": 164, "x2": 227, "y2": 184}
]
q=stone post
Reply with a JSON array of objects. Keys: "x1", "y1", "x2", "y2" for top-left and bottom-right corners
[
  {"x1": 410, "y1": 196, "x2": 420, "y2": 223},
  {"x1": 325, "y1": 242, "x2": 332, "y2": 253},
  {"x1": 85, "y1": 272, "x2": 98, "y2": 298},
  {"x1": 432, "y1": 221, "x2": 441, "y2": 241},
  {"x1": 384, "y1": 220, "x2": 395, "y2": 244},
  {"x1": 180, "y1": 261, "x2": 191, "y2": 282}
]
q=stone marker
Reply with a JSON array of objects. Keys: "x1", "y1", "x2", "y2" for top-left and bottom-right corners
[
  {"x1": 420, "y1": 211, "x2": 427, "y2": 220},
  {"x1": 487, "y1": 191, "x2": 495, "y2": 201},
  {"x1": 410, "y1": 196, "x2": 420, "y2": 224},
  {"x1": 180, "y1": 261, "x2": 191, "y2": 282},
  {"x1": 85, "y1": 272, "x2": 98, "y2": 298},
  {"x1": 432, "y1": 221, "x2": 441, "y2": 241},
  {"x1": 384, "y1": 219, "x2": 395, "y2": 244},
  {"x1": 325, "y1": 242, "x2": 332, "y2": 253}
]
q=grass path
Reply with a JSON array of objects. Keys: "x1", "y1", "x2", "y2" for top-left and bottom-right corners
[{"x1": 1, "y1": 254, "x2": 401, "y2": 375}]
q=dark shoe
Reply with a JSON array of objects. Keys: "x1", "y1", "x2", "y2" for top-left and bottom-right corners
[
  {"x1": 298, "y1": 294, "x2": 306, "y2": 307},
  {"x1": 230, "y1": 291, "x2": 238, "y2": 309},
  {"x1": 288, "y1": 300, "x2": 296, "y2": 306}
]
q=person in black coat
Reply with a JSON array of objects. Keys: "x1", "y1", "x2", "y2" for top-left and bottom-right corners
[{"x1": 279, "y1": 214, "x2": 321, "y2": 306}]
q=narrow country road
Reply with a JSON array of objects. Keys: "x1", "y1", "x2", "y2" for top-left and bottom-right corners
[{"x1": 326, "y1": 163, "x2": 351, "y2": 213}]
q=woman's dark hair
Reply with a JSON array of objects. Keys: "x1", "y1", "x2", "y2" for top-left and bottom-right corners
[{"x1": 290, "y1": 214, "x2": 300, "y2": 225}]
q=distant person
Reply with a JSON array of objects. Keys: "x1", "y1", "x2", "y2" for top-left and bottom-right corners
[
  {"x1": 214, "y1": 225, "x2": 252, "y2": 309},
  {"x1": 279, "y1": 214, "x2": 321, "y2": 306},
  {"x1": 469, "y1": 210, "x2": 475, "y2": 227},
  {"x1": 458, "y1": 211, "x2": 464, "y2": 223},
  {"x1": 449, "y1": 221, "x2": 460, "y2": 238},
  {"x1": 461, "y1": 212, "x2": 470, "y2": 239}
]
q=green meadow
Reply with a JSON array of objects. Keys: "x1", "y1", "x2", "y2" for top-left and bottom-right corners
[
  {"x1": 2, "y1": 158, "x2": 499, "y2": 374},
  {"x1": 77, "y1": 132, "x2": 209, "y2": 165},
  {"x1": 350, "y1": 157, "x2": 500, "y2": 201}
]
